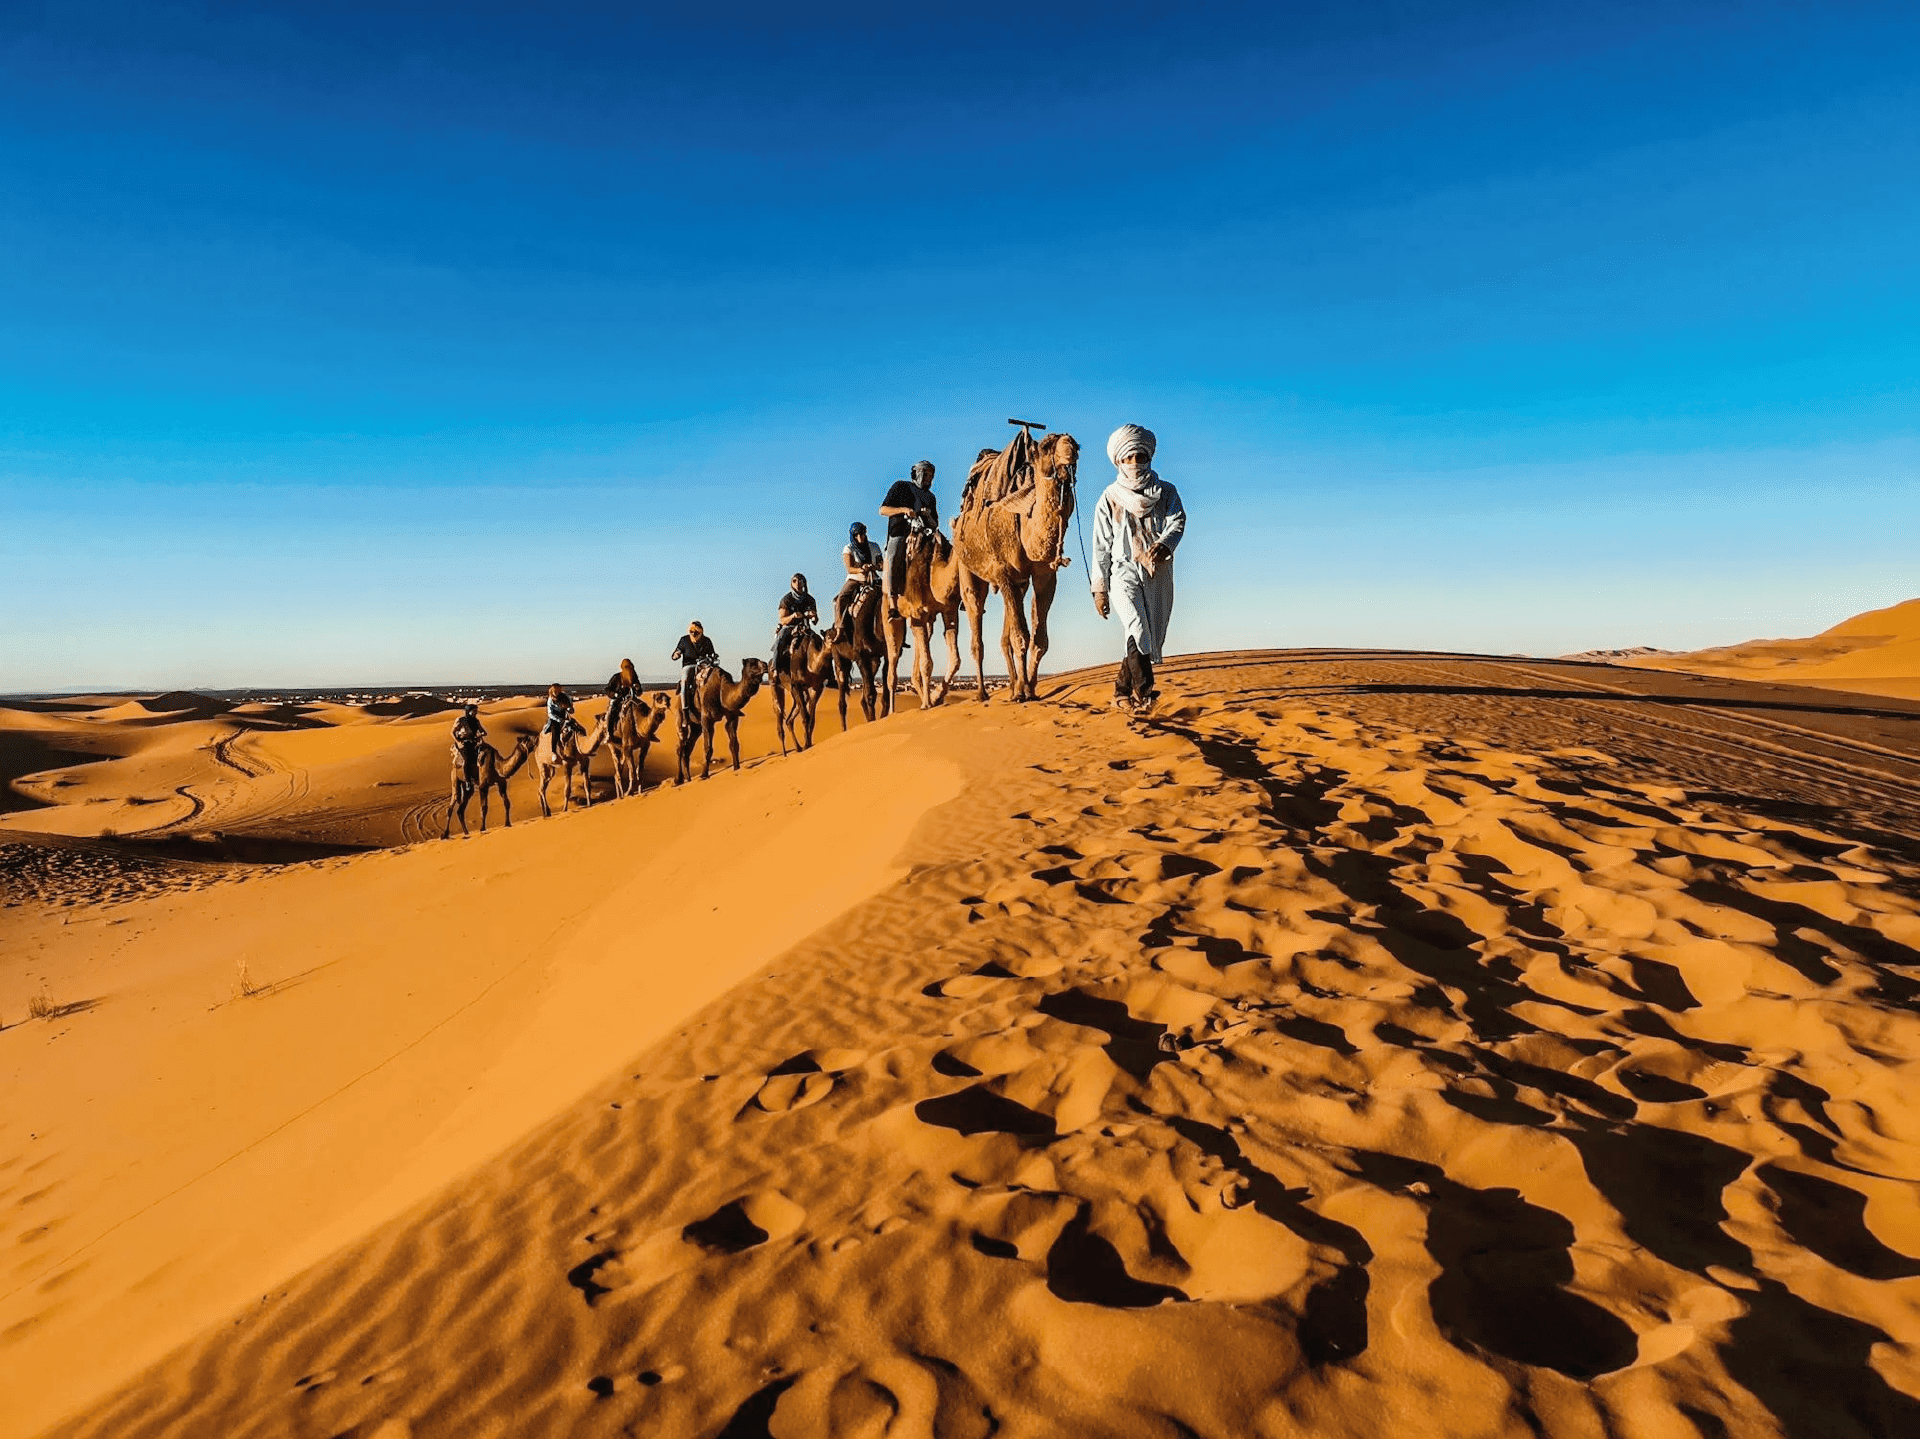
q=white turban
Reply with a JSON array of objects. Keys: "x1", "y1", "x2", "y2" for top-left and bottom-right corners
[{"x1": 1106, "y1": 424, "x2": 1156, "y2": 466}]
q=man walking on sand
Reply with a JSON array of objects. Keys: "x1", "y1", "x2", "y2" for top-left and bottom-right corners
[{"x1": 1090, "y1": 424, "x2": 1185, "y2": 711}]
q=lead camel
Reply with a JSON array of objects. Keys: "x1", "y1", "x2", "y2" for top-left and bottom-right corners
[{"x1": 951, "y1": 427, "x2": 1080, "y2": 702}]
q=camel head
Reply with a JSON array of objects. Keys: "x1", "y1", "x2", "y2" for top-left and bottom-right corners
[
  {"x1": 740, "y1": 657, "x2": 768, "y2": 684},
  {"x1": 1031, "y1": 432, "x2": 1080, "y2": 568}
]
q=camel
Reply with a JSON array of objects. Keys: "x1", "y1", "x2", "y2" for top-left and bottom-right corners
[
  {"x1": 773, "y1": 628, "x2": 837, "y2": 755},
  {"x1": 886, "y1": 525, "x2": 964, "y2": 708},
  {"x1": 534, "y1": 718, "x2": 609, "y2": 816},
  {"x1": 608, "y1": 691, "x2": 670, "y2": 797},
  {"x1": 952, "y1": 430, "x2": 1080, "y2": 702},
  {"x1": 826, "y1": 582, "x2": 889, "y2": 728},
  {"x1": 676, "y1": 659, "x2": 767, "y2": 783},
  {"x1": 444, "y1": 733, "x2": 536, "y2": 837}
]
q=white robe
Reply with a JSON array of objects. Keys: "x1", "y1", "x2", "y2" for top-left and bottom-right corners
[{"x1": 1091, "y1": 475, "x2": 1186, "y2": 663}]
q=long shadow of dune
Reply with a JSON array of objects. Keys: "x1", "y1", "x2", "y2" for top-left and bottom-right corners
[
  {"x1": 1352, "y1": 1151, "x2": 1637, "y2": 1378},
  {"x1": 914, "y1": 1086, "x2": 1057, "y2": 1140},
  {"x1": 1757, "y1": 1164, "x2": 1920, "y2": 1280},
  {"x1": 714, "y1": 1375, "x2": 799, "y2": 1438},
  {"x1": 1725, "y1": 1280, "x2": 1920, "y2": 1439},
  {"x1": 1164, "y1": 1113, "x2": 1372, "y2": 1364},
  {"x1": 1685, "y1": 878, "x2": 1920, "y2": 1007},
  {"x1": 1035, "y1": 989, "x2": 1170, "y2": 1077},
  {"x1": 1565, "y1": 1124, "x2": 1753, "y2": 1275},
  {"x1": 1043, "y1": 1204, "x2": 1187, "y2": 1308}
]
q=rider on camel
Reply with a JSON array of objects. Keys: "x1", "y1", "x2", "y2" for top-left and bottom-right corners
[
  {"x1": 451, "y1": 702, "x2": 487, "y2": 782},
  {"x1": 772, "y1": 574, "x2": 818, "y2": 671},
  {"x1": 671, "y1": 621, "x2": 717, "y2": 713},
  {"x1": 603, "y1": 658, "x2": 641, "y2": 732},
  {"x1": 878, "y1": 460, "x2": 941, "y2": 618},
  {"x1": 543, "y1": 682, "x2": 577, "y2": 749},
  {"x1": 833, "y1": 521, "x2": 882, "y2": 637}
]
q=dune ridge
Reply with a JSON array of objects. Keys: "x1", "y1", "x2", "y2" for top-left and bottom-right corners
[
  {"x1": 1629, "y1": 596, "x2": 1920, "y2": 702},
  {"x1": 14, "y1": 653, "x2": 1920, "y2": 1439}
]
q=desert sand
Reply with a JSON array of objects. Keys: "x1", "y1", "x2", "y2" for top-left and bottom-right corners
[
  {"x1": 6, "y1": 652, "x2": 1920, "y2": 1438},
  {"x1": 1625, "y1": 596, "x2": 1920, "y2": 702}
]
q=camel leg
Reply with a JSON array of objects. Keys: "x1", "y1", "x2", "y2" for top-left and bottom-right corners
[
  {"x1": 478, "y1": 785, "x2": 490, "y2": 833},
  {"x1": 500, "y1": 781, "x2": 512, "y2": 828},
  {"x1": 835, "y1": 662, "x2": 851, "y2": 732},
  {"x1": 860, "y1": 659, "x2": 879, "y2": 722},
  {"x1": 913, "y1": 621, "x2": 935, "y2": 707},
  {"x1": 726, "y1": 713, "x2": 743, "y2": 771},
  {"x1": 537, "y1": 766, "x2": 552, "y2": 818},
  {"x1": 774, "y1": 679, "x2": 792, "y2": 757},
  {"x1": 700, "y1": 721, "x2": 716, "y2": 780},
  {"x1": 962, "y1": 573, "x2": 991, "y2": 701},
  {"x1": 802, "y1": 685, "x2": 819, "y2": 748},
  {"x1": 445, "y1": 780, "x2": 464, "y2": 838},
  {"x1": 937, "y1": 612, "x2": 962, "y2": 705},
  {"x1": 1027, "y1": 566, "x2": 1059, "y2": 698},
  {"x1": 996, "y1": 582, "x2": 1029, "y2": 701},
  {"x1": 883, "y1": 616, "x2": 907, "y2": 719}
]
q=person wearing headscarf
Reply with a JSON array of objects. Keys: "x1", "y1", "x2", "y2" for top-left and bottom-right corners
[
  {"x1": 834, "y1": 520, "x2": 882, "y2": 637},
  {"x1": 1090, "y1": 424, "x2": 1186, "y2": 710},
  {"x1": 603, "y1": 657, "x2": 641, "y2": 731},
  {"x1": 772, "y1": 573, "x2": 818, "y2": 671},
  {"x1": 450, "y1": 701, "x2": 487, "y2": 783}
]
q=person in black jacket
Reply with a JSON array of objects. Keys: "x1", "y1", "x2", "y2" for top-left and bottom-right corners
[
  {"x1": 877, "y1": 460, "x2": 940, "y2": 616},
  {"x1": 773, "y1": 574, "x2": 818, "y2": 670},
  {"x1": 671, "y1": 621, "x2": 718, "y2": 712}
]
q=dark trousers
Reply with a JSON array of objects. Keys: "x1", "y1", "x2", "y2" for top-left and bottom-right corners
[{"x1": 1116, "y1": 637, "x2": 1154, "y2": 699}]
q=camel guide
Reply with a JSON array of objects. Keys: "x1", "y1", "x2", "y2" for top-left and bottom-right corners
[{"x1": 1090, "y1": 423, "x2": 1186, "y2": 712}]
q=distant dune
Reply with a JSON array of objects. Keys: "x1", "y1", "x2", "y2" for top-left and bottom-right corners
[
  {"x1": 1625, "y1": 596, "x2": 1920, "y2": 701},
  {"x1": 6, "y1": 651, "x2": 1920, "y2": 1439}
]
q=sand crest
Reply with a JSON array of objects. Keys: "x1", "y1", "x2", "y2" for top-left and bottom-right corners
[{"x1": 1628, "y1": 596, "x2": 1920, "y2": 702}]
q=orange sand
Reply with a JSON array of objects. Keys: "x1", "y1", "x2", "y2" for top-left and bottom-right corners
[
  {"x1": 1632, "y1": 596, "x2": 1920, "y2": 702},
  {"x1": 6, "y1": 654, "x2": 1920, "y2": 1438}
]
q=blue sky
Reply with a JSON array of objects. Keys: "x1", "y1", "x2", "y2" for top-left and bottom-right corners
[{"x1": 2, "y1": 1, "x2": 1916, "y2": 689}]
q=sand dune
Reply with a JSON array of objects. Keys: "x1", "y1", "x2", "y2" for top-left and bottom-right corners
[
  {"x1": 1631, "y1": 596, "x2": 1920, "y2": 701},
  {"x1": 0, "y1": 677, "x2": 860, "y2": 857},
  {"x1": 7, "y1": 653, "x2": 1920, "y2": 1438}
]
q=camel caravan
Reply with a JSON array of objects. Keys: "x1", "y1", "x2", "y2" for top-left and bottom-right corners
[{"x1": 441, "y1": 420, "x2": 1089, "y2": 836}]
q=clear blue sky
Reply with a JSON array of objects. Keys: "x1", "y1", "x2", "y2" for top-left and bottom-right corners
[{"x1": 2, "y1": 1, "x2": 1916, "y2": 689}]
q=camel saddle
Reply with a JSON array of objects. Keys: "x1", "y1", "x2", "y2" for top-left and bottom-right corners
[
  {"x1": 960, "y1": 426, "x2": 1038, "y2": 518},
  {"x1": 535, "y1": 722, "x2": 580, "y2": 766}
]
